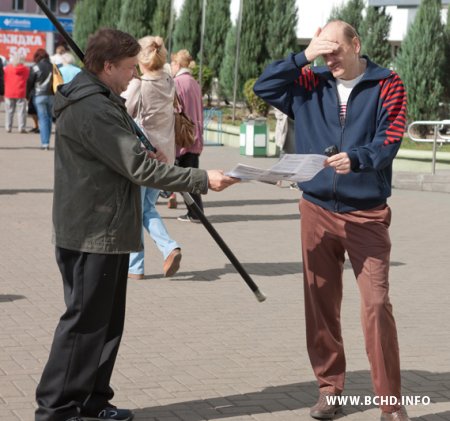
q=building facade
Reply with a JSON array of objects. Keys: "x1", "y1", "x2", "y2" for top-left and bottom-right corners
[{"x1": 0, "y1": 0, "x2": 77, "y2": 63}]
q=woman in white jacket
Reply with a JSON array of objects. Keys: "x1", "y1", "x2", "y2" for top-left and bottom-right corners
[{"x1": 122, "y1": 36, "x2": 181, "y2": 279}]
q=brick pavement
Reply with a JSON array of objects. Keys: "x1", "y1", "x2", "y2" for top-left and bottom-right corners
[{"x1": 1, "y1": 127, "x2": 450, "y2": 421}]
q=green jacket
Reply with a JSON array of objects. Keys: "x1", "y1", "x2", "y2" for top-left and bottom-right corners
[{"x1": 52, "y1": 70, "x2": 208, "y2": 253}]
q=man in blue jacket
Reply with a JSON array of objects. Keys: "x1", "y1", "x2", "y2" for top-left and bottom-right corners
[{"x1": 254, "y1": 20, "x2": 409, "y2": 421}]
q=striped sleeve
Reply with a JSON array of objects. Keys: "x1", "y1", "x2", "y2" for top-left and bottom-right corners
[
  {"x1": 347, "y1": 72, "x2": 407, "y2": 172},
  {"x1": 379, "y1": 72, "x2": 407, "y2": 146},
  {"x1": 296, "y1": 67, "x2": 319, "y2": 92}
]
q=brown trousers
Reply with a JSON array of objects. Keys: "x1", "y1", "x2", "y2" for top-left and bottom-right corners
[{"x1": 300, "y1": 199, "x2": 401, "y2": 412}]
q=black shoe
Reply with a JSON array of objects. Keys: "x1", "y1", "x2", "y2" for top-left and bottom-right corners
[
  {"x1": 66, "y1": 418, "x2": 82, "y2": 421},
  {"x1": 81, "y1": 406, "x2": 134, "y2": 420},
  {"x1": 177, "y1": 214, "x2": 201, "y2": 223}
]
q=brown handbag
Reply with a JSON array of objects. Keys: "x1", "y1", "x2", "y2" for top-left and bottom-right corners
[{"x1": 174, "y1": 92, "x2": 196, "y2": 149}]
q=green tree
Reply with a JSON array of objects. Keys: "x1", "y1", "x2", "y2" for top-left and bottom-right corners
[
  {"x1": 396, "y1": 0, "x2": 444, "y2": 130},
  {"x1": 329, "y1": 0, "x2": 364, "y2": 35},
  {"x1": 172, "y1": 0, "x2": 202, "y2": 59},
  {"x1": 73, "y1": 0, "x2": 106, "y2": 51},
  {"x1": 219, "y1": 25, "x2": 236, "y2": 100},
  {"x1": 204, "y1": 0, "x2": 231, "y2": 78},
  {"x1": 266, "y1": 0, "x2": 298, "y2": 60},
  {"x1": 152, "y1": 0, "x2": 174, "y2": 41},
  {"x1": 118, "y1": 0, "x2": 157, "y2": 39},
  {"x1": 360, "y1": 6, "x2": 392, "y2": 67},
  {"x1": 191, "y1": 64, "x2": 213, "y2": 97},
  {"x1": 239, "y1": 0, "x2": 269, "y2": 92},
  {"x1": 100, "y1": 0, "x2": 122, "y2": 29},
  {"x1": 443, "y1": 5, "x2": 450, "y2": 103}
]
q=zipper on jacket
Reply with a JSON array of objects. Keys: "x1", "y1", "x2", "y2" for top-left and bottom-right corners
[
  {"x1": 333, "y1": 79, "x2": 363, "y2": 212},
  {"x1": 333, "y1": 85, "x2": 343, "y2": 213}
]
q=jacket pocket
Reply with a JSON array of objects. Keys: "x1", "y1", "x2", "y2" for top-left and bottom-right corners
[{"x1": 107, "y1": 181, "x2": 128, "y2": 235}]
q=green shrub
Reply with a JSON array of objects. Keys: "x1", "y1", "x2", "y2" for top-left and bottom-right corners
[{"x1": 243, "y1": 78, "x2": 269, "y2": 117}]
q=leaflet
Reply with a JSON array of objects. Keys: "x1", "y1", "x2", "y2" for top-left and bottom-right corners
[{"x1": 227, "y1": 154, "x2": 326, "y2": 183}]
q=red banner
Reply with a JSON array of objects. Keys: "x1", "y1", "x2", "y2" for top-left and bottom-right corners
[{"x1": 0, "y1": 30, "x2": 46, "y2": 63}]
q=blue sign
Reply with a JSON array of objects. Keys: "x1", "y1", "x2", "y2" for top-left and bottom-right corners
[{"x1": 0, "y1": 14, "x2": 73, "y2": 32}]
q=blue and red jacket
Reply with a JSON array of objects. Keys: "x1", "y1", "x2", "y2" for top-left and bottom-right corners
[{"x1": 254, "y1": 51, "x2": 407, "y2": 212}]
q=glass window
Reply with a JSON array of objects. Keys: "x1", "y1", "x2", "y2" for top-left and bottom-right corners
[
  {"x1": 12, "y1": 0, "x2": 25, "y2": 10},
  {"x1": 45, "y1": 0, "x2": 58, "y2": 12}
]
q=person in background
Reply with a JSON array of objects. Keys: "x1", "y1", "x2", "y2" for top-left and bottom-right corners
[
  {"x1": 254, "y1": 20, "x2": 409, "y2": 421},
  {"x1": 27, "y1": 49, "x2": 54, "y2": 150},
  {"x1": 27, "y1": 93, "x2": 40, "y2": 134},
  {"x1": 273, "y1": 108, "x2": 297, "y2": 189},
  {"x1": 50, "y1": 43, "x2": 67, "y2": 67},
  {"x1": 59, "y1": 52, "x2": 81, "y2": 83},
  {"x1": 3, "y1": 54, "x2": 30, "y2": 133},
  {"x1": 122, "y1": 35, "x2": 181, "y2": 280},
  {"x1": 0, "y1": 57, "x2": 4, "y2": 102},
  {"x1": 170, "y1": 49, "x2": 204, "y2": 223}
]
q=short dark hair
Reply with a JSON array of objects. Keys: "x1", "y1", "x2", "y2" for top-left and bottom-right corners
[
  {"x1": 84, "y1": 28, "x2": 141, "y2": 75},
  {"x1": 33, "y1": 48, "x2": 49, "y2": 63}
]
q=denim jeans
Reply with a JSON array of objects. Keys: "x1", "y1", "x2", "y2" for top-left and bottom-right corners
[
  {"x1": 128, "y1": 187, "x2": 180, "y2": 275},
  {"x1": 33, "y1": 95, "x2": 54, "y2": 147}
]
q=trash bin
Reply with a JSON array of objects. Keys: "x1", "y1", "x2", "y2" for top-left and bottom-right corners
[{"x1": 240, "y1": 117, "x2": 268, "y2": 156}]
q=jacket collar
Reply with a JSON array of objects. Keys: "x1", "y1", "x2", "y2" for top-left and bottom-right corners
[{"x1": 175, "y1": 68, "x2": 192, "y2": 77}]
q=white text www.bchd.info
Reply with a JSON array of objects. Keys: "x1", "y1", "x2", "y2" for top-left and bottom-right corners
[{"x1": 326, "y1": 395, "x2": 431, "y2": 407}]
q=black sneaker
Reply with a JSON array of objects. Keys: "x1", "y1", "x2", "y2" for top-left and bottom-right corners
[
  {"x1": 82, "y1": 406, "x2": 134, "y2": 421},
  {"x1": 177, "y1": 214, "x2": 201, "y2": 223}
]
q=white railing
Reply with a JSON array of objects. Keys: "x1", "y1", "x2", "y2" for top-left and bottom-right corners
[{"x1": 407, "y1": 120, "x2": 450, "y2": 174}]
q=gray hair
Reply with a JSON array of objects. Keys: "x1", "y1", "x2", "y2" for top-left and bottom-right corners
[
  {"x1": 10, "y1": 53, "x2": 25, "y2": 66},
  {"x1": 61, "y1": 52, "x2": 75, "y2": 65}
]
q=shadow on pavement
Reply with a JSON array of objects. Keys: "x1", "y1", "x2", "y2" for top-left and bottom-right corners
[
  {"x1": 165, "y1": 213, "x2": 300, "y2": 223},
  {"x1": 202, "y1": 199, "x2": 300, "y2": 208},
  {"x1": 142, "y1": 260, "x2": 405, "y2": 281},
  {"x1": 141, "y1": 262, "x2": 303, "y2": 281},
  {"x1": 0, "y1": 294, "x2": 26, "y2": 303},
  {"x1": 0, "y1": 188, "x2": 53, "y2": 195},
  {"x1": 132, "y1": 370, "x2": 450, "y2": 421},
  {"x1": 0, "y1": 146, "x2": 42, "y2": 150}
]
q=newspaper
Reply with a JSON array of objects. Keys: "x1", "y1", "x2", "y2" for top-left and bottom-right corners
[{"x1": 227, "y1": 154, "x2": 326, "y2": 184}]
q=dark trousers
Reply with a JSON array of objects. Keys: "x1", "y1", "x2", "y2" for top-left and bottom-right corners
[
  {"x1": 35, "y1": 247, "x2": 130, "y2": 421},
  {"x1": 177, "y1": 152, "x2": 203, "y2": 217}
]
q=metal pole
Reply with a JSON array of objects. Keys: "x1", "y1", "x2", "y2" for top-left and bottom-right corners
[
  {"x1": 168, "y1": 0, "x2": 175, "y2": 58},
  {"x1": 198, "y1": 0, "x2": 207, "y2": 91},
  {"x1": 432, "y1": 124, "x2": 438, "y2": 175},
  {"x1": 232, "y1": 0, "x2": 243, "y2": 122}
]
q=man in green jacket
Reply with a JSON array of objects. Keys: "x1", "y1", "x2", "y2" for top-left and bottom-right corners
[{"x1": 35, "y1": 28, "x2": 237, "y2": 421}]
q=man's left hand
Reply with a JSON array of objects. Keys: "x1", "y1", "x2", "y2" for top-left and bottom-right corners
[{"x1": 325, "y1": 152, "x2": 351, "y2": 174}]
